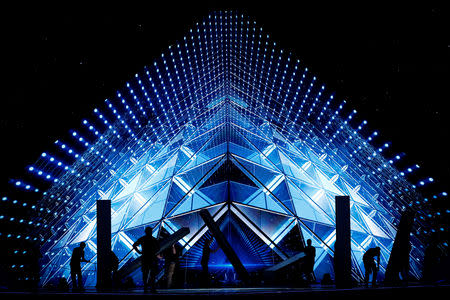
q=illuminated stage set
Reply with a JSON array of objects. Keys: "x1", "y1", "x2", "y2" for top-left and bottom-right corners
[{"x1": 10, "y1": 11, "x2": 442, "y2": 289}]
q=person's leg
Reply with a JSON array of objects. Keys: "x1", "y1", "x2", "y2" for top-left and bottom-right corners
[
  {"x1": 401, "y1": 260, "x2": 409, "y2": 285},
  {"x1": 112, "y1": 271, "x2": 117, "y2": 289},
  {"x1": 167, "y1": 262, "x2": 176, "y2": 288},
  {"x1": 306, "y1": 262, "x2": 314, "y2": 284},
  {"x1": 70, "y1": 268, "x2": 77, "y2": 289},
  {"x1": 149, "y1": 263, "x2": 157, "y2": 292},
  {"x1": 401, "y1": 267, "x2": 408, "y2": 285},
  {"x1": 372, "y1": 265, "x2": 378, "y2": 287},
  {"x1": 164, "y1": 264, "x2": 169, "y2": 287},
  {"x1": 201, "y1": 263, "x2": 209, "y2": 287},
  {"x1": 142, "y1": 264, "x2": 149, "y2": 290},
  {"x1": 363, "y1": 262, "x2": 370, "y2": 286},
  {"x1": 75, "y1": 270, "x2": 83, "y2": 289}
]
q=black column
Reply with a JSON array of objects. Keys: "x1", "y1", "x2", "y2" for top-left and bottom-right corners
[
  {"x1": 335, "y1": 195, "x2": 352, "y2": 288},
  {"x1": 96, "y1": 200, "x2": 111, "y2": 289}
]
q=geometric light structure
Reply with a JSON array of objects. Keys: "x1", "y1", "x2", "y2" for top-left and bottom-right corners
[{"x1": 33, "y1": 11, "x2": 432, "y2": 287}]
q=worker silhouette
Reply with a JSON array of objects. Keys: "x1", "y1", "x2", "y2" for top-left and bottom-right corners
[
  {"x1": 201, "y1": 238, "x2": 218, "y2": 287},
  {"x1": 133, "y1": 226, "x2": 160, "y2": 293},
  {"x1": 303, "y1": 239, "x2": 316, "y2": 284},
  {"x1": 164, "y1": 243, "x2": 180, "y2": 288},
  {"x1": 363, "y1": 246, "x2": 381, "y2": 287},
  {"x1": 70, "y1": 242, "x2": 90, "y2": 291},
  {"x1": 422, "y1": 237, "x2": 441, "y2": 283},
  {"x1": 110, "y1": 250, "x2": 119, "y2": 289},
  {"x1": 399, "y1": 242, "x2": 411, "y2": 284}
]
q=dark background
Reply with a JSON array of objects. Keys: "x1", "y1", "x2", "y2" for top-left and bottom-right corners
[{"x1": 1, "y1": 2, "x2": 449, "y2": 199}]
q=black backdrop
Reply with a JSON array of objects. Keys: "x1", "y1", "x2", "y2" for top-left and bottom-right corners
[{"x1": 1, "y1": 2, "x2": 448, "y2": 207}]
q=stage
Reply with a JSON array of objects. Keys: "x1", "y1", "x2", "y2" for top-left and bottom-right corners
[{"x1": 2, "y1": 284, "x2": 448, "y2": 299}]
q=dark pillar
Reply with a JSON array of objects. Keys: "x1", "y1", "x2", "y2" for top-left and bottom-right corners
[
  {"x1": 199, "y1": 209, "x2": 249, "y2": 284},
  {"x1": 96, "y1": 200, "x2": 111, "y2": 289},
  {"x1": 334, "y1": 195, "x2": 352, "y2": 288},
  {"x1": 384, "y1": 209, "x2": 415, "y2": 284}
]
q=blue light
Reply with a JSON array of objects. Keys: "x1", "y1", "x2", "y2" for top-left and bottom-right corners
[{"x1": 29, "y1": 11, "x2": 432, "y2": 287}]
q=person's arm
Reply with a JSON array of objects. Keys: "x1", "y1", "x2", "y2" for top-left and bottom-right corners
[
  {"x1": 377, "y1": 254, "x2": 380, "y2": 269},
  {"x1": 81, "y1": 249, "x2": 90, "y2": 263},
  {"x1": 133, "y1": 239, "x2": 142, "y2": 254},
  {"x1": 156, "y1": 239, "x2": 161, "y2": 252},
  {"x1": 155, "y1": 239, "x2": 162, "y2": 259}
]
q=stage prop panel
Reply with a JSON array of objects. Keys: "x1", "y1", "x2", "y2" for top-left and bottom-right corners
[
  {"x1": 199, "y1": 209, "x2": 250, "y2": 284},
  {"x1": 116, "y1": 227, "x2": 190, "y2": 280}
]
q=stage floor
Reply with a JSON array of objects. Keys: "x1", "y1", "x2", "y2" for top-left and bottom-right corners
[{"x1": 2, "y1": 284, "x2": 448, "y2": 299}]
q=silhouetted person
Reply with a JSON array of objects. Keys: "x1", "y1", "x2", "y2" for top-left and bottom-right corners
[
  {"x1": 399, "y1": 242, "x2": 411, "y2": 284},
  {"x1": 164, "y1": 243, "x2": 180, "y2": 288},
  {"x1": 133, "y1": 227, "x2": 160, "y2": 293},
  {"x1": 303, "y1": 239, "x2": 316, "y2": 283},
  {"x1": 70, "y1": 242, "x2": 90, "y2": 291},
  {"x1": 363, "y1": 246, "x2": 380, "y2": 287},
  {"x1": 57, "y1": 277, "x2": 69, "y2": 292},
  {"x1": 321, "y1": 273, "x2": 333, "y2": 285},
  {"x1": 422, "y1": 238, "x2": 441, "y2": 283},
  {"x1": 201, "y1": 238, "x2": 218, "y2": 287},
  {"x1": 123, "y1": 276, "x2": 136, "y2": 289},
  {"x1": 110, "y1": 250, "x2": 119, "y2": 288}
]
